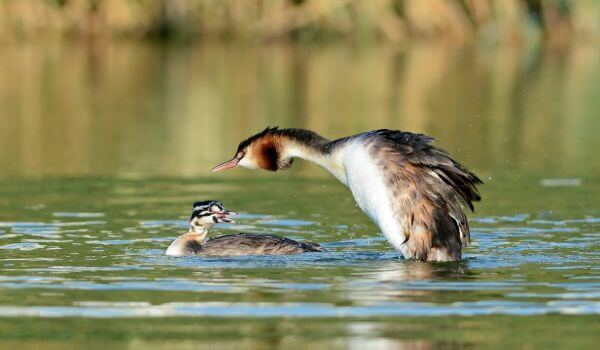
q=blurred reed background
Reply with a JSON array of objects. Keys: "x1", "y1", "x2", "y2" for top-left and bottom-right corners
[
  {"x1": 0, "y1": 0, "x2": 598, "y2": 179},
  {"x1": 0, "y1": 0, "x2": 598, "y2": 44},
  {"x1": 1, "y1": 41, "x2": 598, "y2": 178}
]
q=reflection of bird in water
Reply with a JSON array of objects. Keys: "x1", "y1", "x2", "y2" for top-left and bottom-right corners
[
  {"x1": 347, "y1": 260, "x2": 471, "y2": 307},
  {"x1": 347, "y1": 324, "x2": 445, "y2": 350},
  {"x1": 350, "y1": 261, "x2": 438, "y2": 300},
  {"x1": 346, "y1": 261, "x2": 470, "y2": 350},
  {"x1": 165, "y1": 200, "x2": 325, "y2": 256},
  {"x1": 213, "y1": 127, "x2": 482, "y2": 262}
]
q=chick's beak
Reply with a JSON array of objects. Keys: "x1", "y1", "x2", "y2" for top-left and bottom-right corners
[
  {"x1": 215, "y1": 210, "x2": 238, "y2": 223},
  {"x1": 211, "y1": 157, "x2": 239, "y2": 172}
]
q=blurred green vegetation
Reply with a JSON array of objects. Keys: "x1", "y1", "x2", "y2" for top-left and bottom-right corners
[{"x1": 0, "y1": 0, "x2": 598, "y2": 43}]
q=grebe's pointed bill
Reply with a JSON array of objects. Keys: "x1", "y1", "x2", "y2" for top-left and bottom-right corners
[
  {"x1": 211, "y1": 157, "x2": 239, "y2": 172},
  {"x1": 215, "y1": 209, "x2": 238, "y2": 223}
]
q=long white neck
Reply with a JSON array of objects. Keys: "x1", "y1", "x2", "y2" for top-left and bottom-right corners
[
  {"x1": 285, "y1": 142, "x2": 348, "y2": 185},
  {"x1": 190, "y1": 225, "x2": 209, "y2": 234},
  {"x1": 187, "y1": 224, "x2": 210, "y2": 244}
]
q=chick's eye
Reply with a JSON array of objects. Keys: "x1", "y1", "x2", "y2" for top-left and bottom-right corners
[{"x1": 210, "y1": 205, "x2": 221, "y2": 212}]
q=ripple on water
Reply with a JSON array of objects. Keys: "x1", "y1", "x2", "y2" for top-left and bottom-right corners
[
  {"x1": 0, "y1": 299, "x2": 599, "y2": 318},
  {"x1": 87, "y1": 237, "x2": 171, "y2": 245},
  {"x1": 53, "y1": 212, "x2": 105, "y2": 218},
  {"x1": 471, "y1": 214, "x2": 529, "y2": 224},
  {"x1": 0, "y1": 242, "x2": 45, "y2": 251},
  {"x1": 259, "y1": 219, "x2": 316, "y2": 226},
  {"x1": 0, "y1": 221, "x2": 105, "y2": 241},
  {"x1": 140, "y1": 220, "x2": 186, "y2": 228},
  {"x1": 142, "y1": 250, "x2": 401, "y2": 269},
  {"x1": 0, "y1": 277, "x2": 242, "y2": 293},
  {"x1": 1, "y1": 202, "x2": 598, "y2": 323}
]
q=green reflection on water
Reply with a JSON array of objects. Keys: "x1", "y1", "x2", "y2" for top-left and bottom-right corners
[
  {"x1": 1, "y1": 316, "x2": 600, "y2": 350},
  {"x1": 0, "y1": 41, "x2": 598, "y2": 178}
]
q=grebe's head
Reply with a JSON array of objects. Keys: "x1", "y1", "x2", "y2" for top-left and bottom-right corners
[
  {"x1": 189, "y1": 200, "x2": 237, "y2": 232},
  {"x1": 211, "y1": 127, "x2": 294, "y2": 173}
]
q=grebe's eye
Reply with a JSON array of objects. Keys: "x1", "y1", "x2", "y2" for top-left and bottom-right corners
[
  {"x1": 210, "y1": 205, "x2": 221, "y2": 213},
  {"x1": 236, "y1": 151, "x2": 245, "y2": 159}
]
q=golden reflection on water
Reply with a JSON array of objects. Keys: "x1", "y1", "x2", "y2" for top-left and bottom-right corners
[{"x1": 0, "y1": 41, "x2": 598, "y2": 178}]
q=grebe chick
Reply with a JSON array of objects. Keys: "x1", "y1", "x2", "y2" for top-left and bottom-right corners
[
  {"x1": 165, "y1": 200, "x2": 325, "y2": 257},
  {"x1": 212, "y1": 127, "x2": 482, "y2": 262}
]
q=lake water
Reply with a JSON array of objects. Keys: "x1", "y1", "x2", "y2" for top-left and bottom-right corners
[{"x1": 0, "y1": 41, "x2": 599, "y2": 349}]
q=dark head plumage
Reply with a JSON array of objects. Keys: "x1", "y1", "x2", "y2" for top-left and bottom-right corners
[
  {"x1": 189, "y1": 200, "x2": 236, "y2": 225},
  {"x1": 192, "y1": 200, "x2": 220, "y2": 209},
  {"x1": 236, "y1": 127, "x2": 331, "y2": 154},
  {"x1": 213, "y1": 127, "x2": 331, "y2": 173},
  {"x1": 236, "y1": 126, "x2": 280, "y2": 154},
  {"x1": 191, "y1": 200, "x2": 225, "y2": 219}
]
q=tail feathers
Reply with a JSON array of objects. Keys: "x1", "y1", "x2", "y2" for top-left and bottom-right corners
[{"x1": 434, "y1": 164, "x2": 482, "y2": 211}]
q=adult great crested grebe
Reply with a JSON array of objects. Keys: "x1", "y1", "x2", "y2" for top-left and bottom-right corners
[
  {"x1": 165, "y1": 200, "x2": 325, "y2": 257},
  {"x1": 212, "y1": 127, "x2": 482, "y2": 262}
]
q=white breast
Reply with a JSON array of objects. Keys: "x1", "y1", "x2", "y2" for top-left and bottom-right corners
[
  {"x1": 165, "y1": 237, "x2": 187, "y2": 256},
  {"x1": 341, "y1": 141, "x2": 408, "y2": 252}
]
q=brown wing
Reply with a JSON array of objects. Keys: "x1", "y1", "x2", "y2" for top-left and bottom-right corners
[
  {"x1": 368, "y1": 130, "x2": 482, "y2": 259},
  {"x1": 376, "y1": 130, "x2": 481, "y2": 207},
  {"x1": 200, "y1": 233, "x2": 324, "y2": 256}
]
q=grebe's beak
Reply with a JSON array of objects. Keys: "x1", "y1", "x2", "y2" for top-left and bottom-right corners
[
  {"x1": 215, "y1": 210, "x2": 238, "y2": 224},
  {"x1": 211, "y1": 157, "x2": 239, "y2": 172}
]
